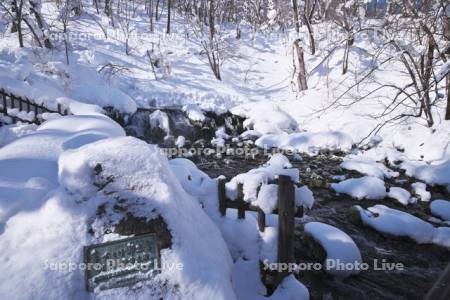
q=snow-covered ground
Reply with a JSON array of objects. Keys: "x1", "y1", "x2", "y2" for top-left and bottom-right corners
[{"x1": 1, "y1": 1, "x2": 450, "y2": 299}]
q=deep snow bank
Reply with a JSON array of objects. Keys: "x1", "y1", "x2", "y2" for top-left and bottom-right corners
[
  {"x1": 0, "y1": 117, "x2": 235, "y2": 299},
  {"x1": 0, "y1": 115, "x2": 125, "y2": 234},
  {"x1": 58, "y1": 137, "x2": 235, "y2": 299}
]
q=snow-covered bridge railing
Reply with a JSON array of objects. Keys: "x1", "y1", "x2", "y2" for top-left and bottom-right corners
[
  {"x1": 218, "y1": 175, "x2": 303, "y2": 292},
  {"x1": 0, "y1": 89, "x2": 70, "y2": 125}
]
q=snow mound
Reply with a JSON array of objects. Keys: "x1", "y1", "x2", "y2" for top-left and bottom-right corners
[
  {"x1": 0, "y1": 123, "x2": 37, "y2": 147},
  {"x1": 353, "y1": 205, "x2": 450, "y2": 248},
  {"x1": 331, "y1": 176, "x2": 386, "y2": 200},
  {"x1": 182, "y1": 104, "x2": 206, "y2": 122},
  {"x1": 231, "y1": 103, "x2": 298, "y2": 137},
  {"x1": 0, "y1": 115, "x2": 124, "y2": 232},
  {"x1": 430, "y1": 200, "x2": 450, "y2": 221},
  {"x1": 403, "y1": 160, "x2": 450, "y2": 193},
  {"x1": 295, "y1": 186, "x2": 315, "y2": 209},
  {"x1": 341, "y1": 159, "x2": 398, "y2": 179},
  {"x1": 411, "y1": 182, "x2": 431, "y2": 202},
  {"x1": 304, "y1": 222, "x2": 362, "y2": 277},
  {"x1": 226, "y1": 154, "x2": 299, "y2": 202},
  {"x1": 387, "y1": 187, "x2": 412, "y2": 206},
  {"x1": 56, "y1": 137, "x2": 236, "y2": 299},
  {"x1": 72, "y1": 85, "x2": 137, "y2": 114},
  {"x1": 256, "y1": 131, "x2": 353, "y2": 155},
  {"x1": 168, "y1": 158, "x2": 212, "y2": 197}
]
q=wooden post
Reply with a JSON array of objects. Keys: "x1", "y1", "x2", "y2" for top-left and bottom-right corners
[
  {"x1": 237, "y1": 183, "x2": 245, "y2": 219},
  {"x1": 257, "y1": 208, "x2": 266, "y2": 232},
  {"x1": 277, "y1": 175, "x2": 295, "y2": 280},
  {"x1": 2, "y1": 91, "x2": 6, "y2": 114},
  {"x1": 57, "y1": 103, "x2": 62, "y2": 114},
  {"x1": 19, "y1": 98, "x2": 23, "y2": 111},
  {"x1": 218, "y1": 178, "x2": 226, "y2": 217},
  {"x1": 26, "y1": 98, "x2": 31, "y2": 113}
]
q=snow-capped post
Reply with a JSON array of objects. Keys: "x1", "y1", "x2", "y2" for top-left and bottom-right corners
[
  {"x1": 277, "y1": 175, "x2": 295, "y2": 280},
  {"x1": 218, "y1": 178, "x2": 227, "y2": 216}
]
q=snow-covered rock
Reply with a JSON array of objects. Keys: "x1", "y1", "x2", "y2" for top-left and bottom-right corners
[
  {"x1": 304, "y1": 222, "x2": 362, "y2": 277},
  {"x1": 231, "y1": 103, "x2": 298, "y2": 137},
  {"x1": 341, "y1": 159, "x2": 398, "y2": 179},
  {"x1": 430, "y1": 200, "x2": 450, "y2": 221},
  {"x1": 331, "y1": 176, "x2": 386, "y2": 200},
  {"x1": 295, "y1": 186, "x2": 315, "y2": 209},
  {"x1": 387, "y1": 187, "x2": 412, "y2": 206},
  {"x1": 352, "y1": 205, "x2": 450, "y2": 248},
  {"x1": 226, "y1": 154, "x2": 299, "y2": 202},
  {"x1": 411, "y1": 182, "x2": 431, "y2": 202},
  {"x1": 256, "y1": 131, "x2": 353, "y2": 155}
]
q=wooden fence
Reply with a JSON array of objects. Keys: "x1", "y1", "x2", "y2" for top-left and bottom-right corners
[
  {"x1": 0, "y1": 89, "x2": 70, "y2": 125},
  {"x1": 218, "y1": 175, "x2": 303, "y2": 293}
]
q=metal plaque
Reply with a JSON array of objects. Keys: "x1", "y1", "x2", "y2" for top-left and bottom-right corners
[{"x1": 84, "y1": 233, "x2": 160, "y2": 292}]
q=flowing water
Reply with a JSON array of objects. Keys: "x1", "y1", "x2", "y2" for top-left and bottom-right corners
[{"x1": 121, "y1": 108, "x2": 450, "y2": 300}]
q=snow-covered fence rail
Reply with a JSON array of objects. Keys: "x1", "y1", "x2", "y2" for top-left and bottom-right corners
[
  {"x1": 218, "y1": 175, "x2": 303, "y2": 290},
  {"x1": 0, "y1": 89, "x2": 70, "y2": 125}
]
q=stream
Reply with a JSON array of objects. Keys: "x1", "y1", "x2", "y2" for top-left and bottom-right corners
[
  {"x1": 120, "y1": 108, "x2": 450, "y2": 300},
  {"x1": 195, "y1": 151, "x2": 449, "y2": 300}
]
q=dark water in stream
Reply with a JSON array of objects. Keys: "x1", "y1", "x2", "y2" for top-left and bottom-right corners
[
  {"x1": 118, "y1": 108, "x2": 450, "y2": 300},
  {"x1": 194, "y1": 151, "x2": 450, "y2": 300}
]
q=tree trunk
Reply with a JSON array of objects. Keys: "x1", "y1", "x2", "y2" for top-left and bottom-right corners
[
  {"x1": 149, "y1": 0, "x2": 153, "y2": 32},
  {"x1": 292, "y1": 0, "x2": 300, "y2": 33},
  {"x1": 422, "y1": 35, "x2": 435, "y2": 127},
  {"x1": 304, "y1": 18, "x2": 315, "y2": 54},
  {"x1": 446, "y1": 76, "x2": 450, "y2": 120},
  {"x1": 293, "y1": 39, "x2": 308, "y2": 91},
  {"x1": 105, "y1": 0, "x2": 112, "y2": 16},
  {"x1": 12, "y1": 0, "x2": 24, "y2": 47},
  {"x1": 343, "y1": 35, "x2": 353, "y2": 75},
  {"x1": 29, "y1": 0, "x2": 52, "y2": 49},
  {"x1": 166, "y1": 0, "x2": 171, "y2": 34},
  {"x1": 155, "y1": 0, "x2": 160, "y2": 21},
  {"x1": 445, "y1": 6, "x2": 450, "y2": 120}
]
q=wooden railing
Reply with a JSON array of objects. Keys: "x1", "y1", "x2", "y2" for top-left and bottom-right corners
[
  {"x1": 218, "y1": 175, "x2": 303, "y2": 293},
  {"x1": 0, "y1": 89, "x2": 70, "y2": 125}
]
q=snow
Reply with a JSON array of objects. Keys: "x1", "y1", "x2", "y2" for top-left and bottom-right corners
[
  {"x1": 331, "y1": 176, "x2": 386, "y2": 200},
  {"x1": 149, "y1": 110, "x2": 171, "y2": 135},
  {"x1": 231, "y1": 103, "x2": 299, "y2": 137},
  {"x1": 341, "y1": 158, "x2": 399, "y2": 179},
  {"x1": 1, "y1": 134, "x2": 236, "y2": 299},
  {"x1": 403, "y1": 160, "x2": 450, "y2": 193},
  {"x1": 387, "y1": 187, "x2": 412, "y2": 206},
  {"x1": 353, "y1": 205, "x2": 450, "y2": 248},
  {"x1": 226, "y1": 154, "x2": 299, "y2": 202},
  {"x1": 295, "y1": 186, "x2": 315, "y2": 209},
  {"x1": 0, "y1": 123, "x2": 37, "y2": 147},
  {"x1": 411, "y1": 182, "x2": 431, "y2": 202},
  {"x1": 256, "y1": 184, "x2": 279, "y2": 214},
  {"x1": 175, "y1": 135, "x2": 186, "y2": 148},
  {"x1": 58, "y1": 137, "x2": 236, "y2": 299},
  {"x1": 255, "y1": 131, "x2": 353, "y2": 155},
  {"x1": 430, "y1": 200, "x2": 450, "y2": 221},
  {"x1": 304, "y1": 222, "x2": 362, "y2": 277},
  {"x1": 183, "y1": 104, "x2": 206, "y2": 122}
]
